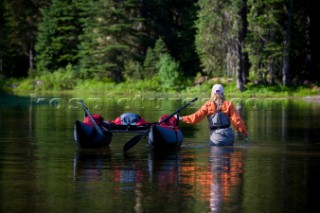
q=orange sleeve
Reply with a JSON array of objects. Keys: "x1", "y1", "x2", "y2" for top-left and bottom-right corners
[
  {"x1": 225, "y1": 101, "x2": 248, "y2": 135},
  {"x1": 181, "y1": 101, "x2": 215, "y2": 124}
]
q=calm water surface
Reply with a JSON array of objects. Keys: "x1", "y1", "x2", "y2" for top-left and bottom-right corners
[{"x1": 1, "y1": 93, "x2": 320, "y2": 213}]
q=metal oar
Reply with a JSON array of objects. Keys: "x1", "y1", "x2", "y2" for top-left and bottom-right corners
[{"x1": 79, "y1": 99, "x2": 105, "y2": 139}]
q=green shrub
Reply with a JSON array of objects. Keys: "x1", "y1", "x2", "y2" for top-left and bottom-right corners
[
  {"x1": 16, "y1": 78, "x2": 34, "y2": 91},
  {"x1": 37, "y1": 64, "x2": 77, "y2": 90},
  {"x1": 157, "y1": 53, "x2": 183, "y2": 90}
]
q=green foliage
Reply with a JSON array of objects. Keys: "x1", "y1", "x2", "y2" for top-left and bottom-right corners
[
  {"x1": 240, "y1": 83, "x2": 320, "y2": 97},
  {"x1": 1, "y1": 78, "x2": 31, "y2": 92},
  {"x1": 141, "y1": 0, "x2": 200, "y2": 78},
  {"x1": 123, "y1": 60, "x2": 142, "y2": 80},
  {"x1": 35, "y1": 0, "x2": 81, "y2": 72},
  {"x1": 1, "y1": 0, "x2": 42, "y2": 77},
  {"x1": 246, "y1": 0, "x2": 285, "y2": 84},
  {"x1": 1, "y1": 0, "x2": 320, "y2": 92},
  {"x1": 142, "y1": 38, "x2": 169, "y2": 79},
  {"x1": 77, "y1": 0, "x2": 116, "y2": 79},
  {"x1": 74, "y1": 77, "x2": 161, "y2": 93},
  {"x1": 35, "y1": 64, "x2": 77, "y2": 90},
  {"x1": 142, "y1": 48, "x2": 157, "y2": 79},
  {"x1": 14, "y1": 78, "x2": 34, "y2": 91},
  {"x1": 157, "y1": 53, "x2": 183, "y2": 90},
  {"x1": 153, "y1": 37, "x2": 169, "y2": 55},
  {"x1": 3, "y1": 70, "x2": 319, "y2": 98},
  {"x1": 195, "y1": 0, "x2": 243, "y2": 77},
  {"x1": 121, "y1": 78, "x2": 161, "y2": 92},
  {"x1": 195, "y1": 0, "x2": 224, "y2": 76},
  {"x1": 77, "y1": 0, "x2": 143, "y2": 82},
  {"x1": 181, "y1": 80, "x2": 320, "y2": 98}
]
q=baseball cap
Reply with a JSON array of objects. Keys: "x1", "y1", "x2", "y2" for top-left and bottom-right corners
[{"x1": 211, "y1": 84, "x2": 224, "y2": 95}]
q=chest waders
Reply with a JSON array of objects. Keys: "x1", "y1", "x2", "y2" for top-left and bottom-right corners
[{"x1": 207, "y1": 103, "x2": 234, "y2": 146}]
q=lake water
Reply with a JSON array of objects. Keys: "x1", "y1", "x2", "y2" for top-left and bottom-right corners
[{"x1": 1, "y1": 93, "x2": 320, "y2": 213}]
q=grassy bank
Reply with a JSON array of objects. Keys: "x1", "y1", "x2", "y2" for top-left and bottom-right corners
[{"x1": 1, "y1": 77, "x2": 319, "y2": 98}]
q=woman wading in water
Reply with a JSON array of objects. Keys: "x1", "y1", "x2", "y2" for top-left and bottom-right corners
[{"x1": 178, "y1": 84, "x2": 248, "y2": 146}]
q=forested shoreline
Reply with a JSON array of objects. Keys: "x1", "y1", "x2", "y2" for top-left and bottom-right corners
[{"x1": 0, "y1": 0, "x2": 319, "y2": 93}]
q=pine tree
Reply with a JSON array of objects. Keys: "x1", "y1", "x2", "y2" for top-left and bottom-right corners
[
  {"x1": 287, "y1": 0, "x2": 317, "y2": 84},
  {"x1": 157, "y1": 53, "x2": 182, "y2": 90},
  {"x1": 138, "y1": 0, "x2": 200, "y2": 78},
  {"x1": 195, "y1": 0, "x2": 226, "y2": 77},
  {"x1": 0, "y1": 0, "x2": 6, "y2": 76},
  {"x1": 142, "y1": 37, "x2": 169, "y2": 79},
  {"x1": 246, "y1": 0, "x2": 285, "y2": 84},
  {"x1": 195, "y1": 0, "x2": 248, "y2": 91},
  {"x1": 35, "y1": 0, "x2": 82, "y2": 73},
  {"x1": 2, "y1": 0, "x2": 44, "y2": 77},
  {"x1": 78, "y1": 0, "x2": 144, "y2": 82}
]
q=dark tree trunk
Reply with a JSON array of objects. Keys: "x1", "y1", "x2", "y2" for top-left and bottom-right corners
[
  {"x1": 236, "y1": 0, "x2": 249, "y2": 91},
  {"x1": 236, "y1": 40, "x2": 244, "y2": 91},
  {"x1": 29, "y1": 46, "x2": 34, "y2": 71},
  {"x1": 282, "y1": 0, "x2": 293, "y2": 86},
  {"x1": 304, "y1": 13, "x2": 313, "y2": 80}
]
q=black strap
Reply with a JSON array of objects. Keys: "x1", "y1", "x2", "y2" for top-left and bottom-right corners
[{"x1": 210, "y1": 125, "x2": 230, "y2": 130}]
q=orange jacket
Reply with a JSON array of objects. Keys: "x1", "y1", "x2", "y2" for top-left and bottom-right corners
[{"x1": 181, "y1": 100, "x2": 248, "y2": 136}]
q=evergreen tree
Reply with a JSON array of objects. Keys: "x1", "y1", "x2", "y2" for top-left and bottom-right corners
[
  {"x1": 2, "y1": 0, "x2": 45, "y2": 77},
  {"x1": 168, "y1": 0, "x2": 200, "y2": 77},
  {"x1": 157, "y1": 53, "x2": 182, "y2": 90},
  {"x1": 142, "y1": 37, "x2": 169, "y2": 79},
  {"x1": 195, "y1": 0, "x2": 226, "y2": 77},
  {"x1": 236, "y1": 0, "x2": 249, "y2": 90},
  {"x1": 78, "y1": 0, "x2": 144, "y2": 82},
  {"x1": 35, "y1": 0, "x2": 82, "y2": 73},
  {"x1": 142, "y1": 48, "x2": 157, "y2": 79},
  {"x1": 288, "y1": 0, "x2": 317, "y2": 84},
  {"x1": 246, "y1": 0, "x2": 285, "y2": 84},
  {"x1": 195, "y1": 0, "x2": 248, "y2": 91},
  {"x1": 0, "y1": 0, "x2": 6, "y2": 76},
  {"x1": 1, "y1": 0, "x2": 319, "y2": 88},
  {"x1": 139, "y1": 0, "x2": 200, "y2": 78}
]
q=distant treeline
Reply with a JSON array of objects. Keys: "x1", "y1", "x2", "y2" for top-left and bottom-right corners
[{"x1": 0, "y1": 0, "x2": 319, "y2": 90}]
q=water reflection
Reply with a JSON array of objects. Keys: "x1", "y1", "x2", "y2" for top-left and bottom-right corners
[
  {"x1": 2, "y1": 94, "x2": 320, "y2": 212},
  {"x1": 73, "y1": 148, "x2": 112, "y2": 181},
  {"x1": 148, "y1": 150, "x2": 182, "y2": 189},
  {"x1": 73, "y1": 148, "x2": 148, "y2": 213},
  {"x1": 208, "y1": 146, "x2": 244, "y2": 212}
]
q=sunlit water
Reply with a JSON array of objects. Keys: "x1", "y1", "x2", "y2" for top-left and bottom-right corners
[{"x1": 1, "y1": 93, "x2": 320, "y2": 213}]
